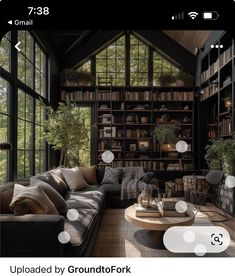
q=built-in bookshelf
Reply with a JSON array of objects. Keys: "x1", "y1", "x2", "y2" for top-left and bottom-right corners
[
  {"x1": 199, "y1": 32, "x2": 234, "y2": 146},
  {"x1": 60, "y1": 85, "x2": 195, "y2": 171},
  {"x1": 61, "y1": 85, "x2": 195, "y2": 171}
]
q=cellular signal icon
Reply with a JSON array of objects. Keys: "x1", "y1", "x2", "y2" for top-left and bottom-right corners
[
  {"x1": 172, "y1": 12, "x2": 184, "y2": 20},
  {"x1": 188, "y1": 11, "x2": 198, "y2": 19}
]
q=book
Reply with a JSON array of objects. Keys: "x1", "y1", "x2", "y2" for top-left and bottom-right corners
[
  {"x1": 134, "y1": 203, "x2": 161, "y2": 217},
  {"x1": 157, "y1": 201, "x2": 186, "y2": 217}
]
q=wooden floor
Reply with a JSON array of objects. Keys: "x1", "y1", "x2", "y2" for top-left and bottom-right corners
[{"x1": 92, "y1": 206, "x2": 235, "y2": 257}]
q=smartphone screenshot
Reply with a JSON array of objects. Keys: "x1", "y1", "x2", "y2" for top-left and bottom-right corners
[{"x1": 0, "y1": 1, "x2": 234, "y2": 275}]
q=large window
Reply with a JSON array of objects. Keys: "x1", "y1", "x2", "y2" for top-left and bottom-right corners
[
  {"x1": 17, "y1": 90, "x2": 34, "y2": 178},
  {"x1": 0, "y1": 78, "x2": 10, "y2": 182},
  {"x1": 153, "y1": 51, "x2": 179, "y2": 85},
  {"x1": 96, "y1": 36, "x2": 125, "y2": 86},
  {"x1": 95, "y1": 34, "x2": 180, "y2": 86},
  {"x1": 18, "y1": 31, "x2": 47, "y2": 98},
  {"x1": 0, "y1": 30, "x2": 49, "y2": 182},
  {"x1": 130, "y1": 35, "x2": 148, "y2": 86},
  {"x1": 35, "y1": 100, "x2": 46, "y2": 174},
  {"x1": 0, "y1": 32, "x2": 11, "y2": 72}
]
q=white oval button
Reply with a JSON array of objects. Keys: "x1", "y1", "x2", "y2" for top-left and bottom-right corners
[{"x1": 163, "y1": 226, "x2": 230, "y2": 254}]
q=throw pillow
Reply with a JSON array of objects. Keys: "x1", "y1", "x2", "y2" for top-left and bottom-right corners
[
  {"x1": 80, "y1": 165, "x2": 97, "y2": 185},
  {"x1": 30, "y1": 180, "x2": 67, "y2": 214},
  {"x1": 9, "y1": 184, "x2": 59, "y2": 215},
  {"x1": 101, "y1": 167, "x2": 122, "y2": 185},
  {"x1": 61, "y1": 167, "x2": 89, "y2": 191},
  {"x1": 32, "y1": 171, "x2": 68, "y2": 196}
]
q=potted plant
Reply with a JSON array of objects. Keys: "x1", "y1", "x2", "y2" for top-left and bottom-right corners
[
  {"x1": 205, "y1": 136, "x2": 235, "y2": 175},
  {"x1": 159, "y1": 73, "x2": 175, "y2": 86},
  {"x1": 60, "y1": 69, "x2": 94, "y2": 86},
  {"x1": 43, "y1": 100, "x2": 89, "y2": 167},
  {"x1": 175, "y1": 70, "x2": 194, "y2": 86},
  {"x1": 153, "y1": 124, "x2": 179, "y2": 156}
]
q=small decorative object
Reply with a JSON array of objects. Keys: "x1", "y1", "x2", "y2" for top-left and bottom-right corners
[
  {"x1": 100, "y1": 104, "x2": 109, "y2": 109},
  {"x1": 102, "y1": 114, "x2": 114, "y2": 124},
  {"x1": 183, "y1": 105, "x2": 189, "y2": 110},
  {"x1": 224, "y1": 97, "x2": 232, "y2": 111},
  {"x1": 102, "y1": 150, "x2": 114, "y2": 163},
  {"x1": 117, "y1": 130, "x2": 123, "y2": 138},
  {"x1": 138, "y1": 186, "x2": 153, "y2": 208},
  {"x1": 159, "y1": 104, "x2": 167, "y2": 110},
  {"x1": 140, "y1": 116, "x2": 148, "y2": 124},
  {"x1": 138, "y1": 140, "x2": 150, "y2": 151},
  {"x1": 126, "y1": 129, "x2": 132, "y2": 138},
  {"x1": 141, "y1": 129, "x2": 148, "y2": 138},
  {"x1": 129, "y1": 144, "x2": 137, "y2": 151},
  {"x1": 136, "y1": 129, "x2": 141, "y2": 138},
  {"x1": 104, "y1": 127, "x2": 116, "y2": 137},
  {"x1": 126, "y1": 113, "x2": 137, "y2": 123},
  {"x1": 135, "y1": 104, "x2": 144, "y2": 110},
  {"x1": 144, "y1": 104, "x2": 150, "y2": 110},
  {"x1": 182, "y1": 116, "x2": 191, "y2": 123}
]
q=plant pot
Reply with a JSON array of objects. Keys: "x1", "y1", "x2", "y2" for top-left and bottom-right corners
[{"x1": 176, "y1": 79, "x2": 185, "y2": 86}]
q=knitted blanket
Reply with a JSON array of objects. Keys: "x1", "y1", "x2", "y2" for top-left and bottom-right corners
[{"x1": 121, "y1": 167, "x2": 147, "y2": 200}]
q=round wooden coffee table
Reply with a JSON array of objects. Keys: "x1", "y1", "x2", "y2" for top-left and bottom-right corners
[{"x1": 125, "y1": 204, "x2": 195, "y2": 249}]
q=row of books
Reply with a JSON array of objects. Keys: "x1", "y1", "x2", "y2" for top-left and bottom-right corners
[
  {"x1": 201, "y1": 47, "x2": 233, "y2": 83},
  {"x1": 201, "y1": 82, "x2": 218, "y2": 101},
  {"x1": 98, "y1": 91, "x2": 121, "y2": 101},
  {"x1": 61, "y1": 90, "x2": 95, "y2": 101},
  {"x1": 220, "y1": 118, "x2": 232, "y2": 136},
  {"x1": 208, "y1": 129, "x2": 218, "y2": 139},
  {"x1": 154, "y1": 91, "x2": 194, "y2": 101},
  {"x1": 220, "y1": 47, "x2": 232, "y2": 67},
  {"x1": 61, "y1": 90, "x2": 194, "y2": 102}
]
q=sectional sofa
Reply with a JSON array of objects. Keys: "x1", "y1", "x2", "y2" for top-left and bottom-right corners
[{"x1": 0, "y1": 167, "x2": 198, "y2": 257}]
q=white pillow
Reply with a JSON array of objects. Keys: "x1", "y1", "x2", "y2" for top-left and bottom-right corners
[{"x1": 61, "y1": 167, "x2": 89, "y2": 191}]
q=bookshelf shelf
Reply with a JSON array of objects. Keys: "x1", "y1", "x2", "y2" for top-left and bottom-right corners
[{"x1": 199, "y1": 32, "x2": 234, "y2": 169}]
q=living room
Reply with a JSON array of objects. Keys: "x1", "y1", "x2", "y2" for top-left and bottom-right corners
[{"x1": 0, "y1": 29, "x2": 235, "y2": 259}]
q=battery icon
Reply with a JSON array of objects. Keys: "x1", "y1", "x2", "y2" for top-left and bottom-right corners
[{"x1": 203, "y1": 11, "x2": 219, "y2": 20}]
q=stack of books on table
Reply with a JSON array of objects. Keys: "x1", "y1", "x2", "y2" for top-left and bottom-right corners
[
  {"x1": 158, "y1": 198, "x2": 186, "y2": 217},
  {"x1": 134, "y1": 202, "x2": 160, "y2": 217}
]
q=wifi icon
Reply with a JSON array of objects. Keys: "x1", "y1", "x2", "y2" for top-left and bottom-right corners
[{"x1": 188, "y1": 11, "x2": 198, "y2": 19}]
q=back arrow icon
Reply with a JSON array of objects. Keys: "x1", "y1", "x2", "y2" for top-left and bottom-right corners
[{"x1": 15, "y1": 41, "x2": 21, "y2": 52}]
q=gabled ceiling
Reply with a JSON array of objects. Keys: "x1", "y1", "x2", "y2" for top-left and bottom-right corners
[
  {"x1": 45, "y1": 30, "x2": 212, "y2": 73},
  {"x1": 162, "y1": 30, "x2": 212, "y2": 54}
]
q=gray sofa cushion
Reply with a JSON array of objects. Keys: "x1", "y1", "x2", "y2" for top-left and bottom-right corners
[
  {"x1": 98, "y1": 183, "x2": 121, "y2": 196},
  {"x1": 64, "y1": 208, "x2": 97, "y2": 246},
  {"x1": 66, "y1": 190, "x2": 103, "y2": 211},
  {"x1": 31, "y1": 172, "x2": 68, "y2": 196}
]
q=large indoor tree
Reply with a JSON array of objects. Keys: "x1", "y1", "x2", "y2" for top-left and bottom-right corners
[{"x1": 43, "y1": 100, "x2": 89, "y2": 167}]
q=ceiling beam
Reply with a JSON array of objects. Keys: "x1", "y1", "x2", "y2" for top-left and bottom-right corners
[
  {"x1": 133, "y1": 30, "x2": 196, "y2": 74},
  {"x1": 60, "y1": 30, "x2": 124, "y2": 70}
]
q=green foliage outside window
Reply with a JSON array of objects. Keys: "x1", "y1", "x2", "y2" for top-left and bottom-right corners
[{"x1": 43, "y1": 100, "x2": 90, "y2": 167}]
